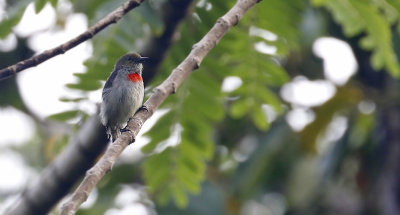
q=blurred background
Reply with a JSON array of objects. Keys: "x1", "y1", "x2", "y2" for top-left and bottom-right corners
[{"x1": 0, "y1": 0, "x2": 399, "y2": 214}]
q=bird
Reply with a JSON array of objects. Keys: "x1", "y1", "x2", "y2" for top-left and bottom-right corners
[{"x1": 100, "y1": 52, "x2": 149, "y2": 142}]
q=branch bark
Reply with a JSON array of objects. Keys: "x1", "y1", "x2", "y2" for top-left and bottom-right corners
[
  {"x1": 59, "y1": 0, "x2": 261, "y2": 214},
  {"x1": 0, "y1": 0, "x2": 145, "y2": 81}
]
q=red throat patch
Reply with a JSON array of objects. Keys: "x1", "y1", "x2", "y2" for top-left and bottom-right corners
[{"x1": 127, "y1": 73, "x2": 142, "y2": 83}]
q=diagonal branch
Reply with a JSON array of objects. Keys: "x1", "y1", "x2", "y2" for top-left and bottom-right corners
[
  {"x1": 59, "y1": 0, "x2": 261, "y2": 214},
  {"x1": 5, "y1": 115, "x2": 108, "y2": 215},
  {"x1": 0, "y1": 0, "x2": 145, "y2": 81}
]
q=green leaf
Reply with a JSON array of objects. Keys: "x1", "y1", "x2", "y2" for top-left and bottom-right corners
[
  {"x1": 0, "y1": 1, "x2": 30, "y2": 39},
  {"x1": 59, "y1": 97, "x2": 87, "y2": 103},
  {"x1": 230, "y1": 98, "x2": 251, "y2": 118},
  {"x1": 66, "y1": 80, "x2": 102, "y2": 91},
  {"x1": 254, "y1": 88, "x2": 282, "y2": 112},
  {"x1": 260, "y1": 60, "x2": 290, "y2": 86},
  {"x1": 141, "y1": 111, "x2": 175, "y2": 153},
  {"x1": 320, "y1": 0, "x2": 364, "y2": 36},
  {"x1": 144, "y1": 145, "x2": 203, "y2": 208},
  {"x1": 141, "y1": 0, "x2": 299, "y2": 208},
  {"x1": 137, "y1": 2, "x2": 163, "y2": 35},
  {"x1": 313, "y1": 0, "x2": 400, "y2": 77},
  {"x1": 212, "y1": 0, "x2": 299, "y2": 130},
  {"x1": 35, "y1": 0, "x2": 47, "y2": 13},
  {"x1": 49, "y1": 0, "x2": 58, "y2": 8},
  {"x1": 47, "y1": 110, "x2": 80, "y2": 121},
  {"x1": 172, "y1": 185, "x2": 188, "y2": 208},
  {"x1": 312, "y1": 0, "x2": 328, "y2": 6},
  {"x1": 70, "y1": 0, "x2": 117, "y2": 20},
  {"x1": 142, "y1": 71, "x2": 222, "y2": 208},
  {"x1": 350, "y1": 0, "x2": 400, "y2": 76},
  {"x1": 251, "y1": 105, "x2": 270, "y2": 131}
]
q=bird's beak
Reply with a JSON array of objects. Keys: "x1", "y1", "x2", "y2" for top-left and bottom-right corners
[{"x1": 138, "y1": 57, "x2": 150, "y2": 63}]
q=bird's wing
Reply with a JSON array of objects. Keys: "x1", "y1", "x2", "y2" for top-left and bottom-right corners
[{"x1": 102, "y1": 69, "x2": 118, "y2": 97}]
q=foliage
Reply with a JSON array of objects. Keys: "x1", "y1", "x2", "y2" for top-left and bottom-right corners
[
  {"x1": 139, "y1": 0, "x2": 304, "y2": 207},
  {"x1": 35, "y1": 0, "x2": 58, "y2": 13},
  {"x1": 0, "y1": 0, "x2": 60, "y2": 38},
  {"x1": 312, "y1": 0, "x2": 400, "y2": 77},
  {"x1": 141, "y1": 4, "x2": 227, "y2": 206},
  {"x1": 0, "y1": 0, "x2": 30, "y2": 38},
  {"x1": 221, "y1": 0, "x2": 304, "y2": 130},
  {"x1": 1, "y1": 0, "x2": 400, "y2": 214}
]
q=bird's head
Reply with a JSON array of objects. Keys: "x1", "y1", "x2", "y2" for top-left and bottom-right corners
[{"x1": 114, "y1": 52, "x2": 149, "y2": 74}]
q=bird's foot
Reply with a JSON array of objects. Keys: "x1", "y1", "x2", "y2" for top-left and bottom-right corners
[
  {"x1": 120, "y1": 127, "x2": 130, "y2": 133},
  {"x1": 135, "y1": 105, "x2": 148, "y2": 114},
  {"x1": 105, "y1": 126, "x2": 112, "y2": 140},
  {"x1": 120, "y1": 127, "x2": 136, "y2": 145}
]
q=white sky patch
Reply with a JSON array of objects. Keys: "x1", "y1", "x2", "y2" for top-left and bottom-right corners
[
  {"x1": 233, "y1": 135, "x2": 258, "y2": 163},
  {"x1": 13, "y1": 3, "x2": 56, "y2": 37},
  {"x1": 254, "y1": 41, "x2": 277, "y2": 55},
  {"x1": 286, "y1": 107, "x2": 315, "y2": 131},
  {"x1": 196, "y1": 0, "x2": 212, "y2": 11},
  {"x1": 241, "y1": 193, "x2": 287, "y2": 215},
  {"x1": 106, "y1": 185, "x2": 155, "y2": 215},
  {"x1": 0, "y1": 33, "x2": 17, "y2": 52},
  {"x1": 0, "y1": 194, "x2": 19, "y2": 215},
  {"x1": 154, "y1": 123, "x2": 182, "y2": 153},
  {"x1": 87, "y1": 87, "x2": 103, "y2": 105},
  {"x1": 80, "y1": 188, "x2": 98, "y2": 209},
  {"x1": 27, "y1": 13, "x2": 89, "y2": 52},
  {"x1": 262, "y1": 193, "x2": 287, "y2": 215},
  {"x1": 249, "y1": 26, "x2": 278, "y2": 41},
  {"x1": 17, "y1": 12, "x2": 92, "y2": 117},
  {"x1": 313, "y1": 37, "x2": 358, "y2": 86},
  {"x1": 262, "y1": 104, "x2": 277, "y2": 123},
  {"x1": 222, "y1": 76, "x2": 242, "y2": 93},
  {"x1": 57, "y1": 189, "x2": 98, "y2": 212},
  {"x1": 0, "y1": 0, "x2": 5, "y2": 20},
  {"x1": 106, "y1": 205, "x2": 150, "y2": 215},
  {"x1": 0, "y1": 150, "x2": 36, "y2": 192},
  {"x1": 281, "y1": 76, "x2": 336, "y2": 107},
  {"x1": 119, "y1": 109, "x2": 169, "y2": 163},
  {"x1": 115, "y1": 186, "x2": 142, "y2": 207},
  {"x1": 250, "y1": 26, "x2": 278, "y2": 55},
  {"x1": 0, "y1": 108, "x2": 35, "y2": 146}
]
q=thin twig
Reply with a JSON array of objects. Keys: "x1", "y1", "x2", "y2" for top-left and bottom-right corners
[
  {"x1": 59, "y1": 0, "x2": 261, "y2": 214},
  {"x1": 0, "y1": 0, "x2": 145, "y2": 81}
]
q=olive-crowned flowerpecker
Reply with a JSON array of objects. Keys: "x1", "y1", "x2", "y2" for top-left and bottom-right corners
[{"x1": 100, "y1": 53, "x2": 149, "y2": 142}]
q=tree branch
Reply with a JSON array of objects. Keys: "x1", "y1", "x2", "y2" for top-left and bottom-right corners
[
  {"x1": 59, "y1": 0, "x2": 261, "y2": 214},
  {"x1": 0, "y1": 0, "x2": 145, "y2": 81},
  {"x1": 5, "y1": 115, "x2": 108, "y2": 215}
]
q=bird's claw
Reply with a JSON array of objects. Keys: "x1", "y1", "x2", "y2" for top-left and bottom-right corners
[
  {"x1": 120, "y1": 127, "x2": 136, "y2": 145},
  {"x1": 136, "y1": 105, "x2": 148, "y2": 113},
  {"x1": 120, "y1": 127, "x2": 130, "y2": 133}
]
